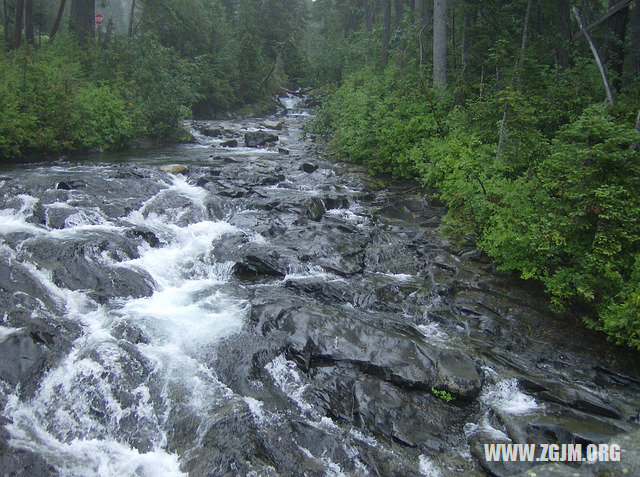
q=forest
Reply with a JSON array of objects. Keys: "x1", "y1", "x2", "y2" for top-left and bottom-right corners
[{"x1": 1, "y1": 0, "x2": 639, "y2": 354}]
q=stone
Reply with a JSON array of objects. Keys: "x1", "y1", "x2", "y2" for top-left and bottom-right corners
[
  {"x1": 300, "y1": 163, "x2": 318, "y2": 173},
  {"x1": 262, "y1": 120, "x2": 285, "y2": 130},
  {"x1": 244, "y1": 131, "x2": 279, "y2": 147},
  {"x1": 306, "y1": 197, "x2": 325, "y2": 221},
  {"x1": 159, "y1": 164, "x2": 188, "y2": 174},
  {"x1": 278, "y1": 147, "x2": 290, "y2": 155},
  {"x1": 220, "y1": 139, "x2": 239, "y2": 147}
]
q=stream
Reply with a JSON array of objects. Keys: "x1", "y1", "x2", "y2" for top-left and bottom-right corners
[{"x1": 0, "y1": 96, "x2": 639, "y2": 476}]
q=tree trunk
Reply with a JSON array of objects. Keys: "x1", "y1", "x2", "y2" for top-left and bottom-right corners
[
  {"x1": 557, "y1": 0, "x2": 573, "y2": 68},
  {"x1": 629, "y1": 0, "x2": 639, "y2": 84},
  {"x1": 129, "y1": 0, "x2": 137, "y2": 36},
  {"x1": 364, "y1": 0, "x2": 372, "y2": 33},
  {"x1": 50, "y1": 0, "x2": 67, "y2": 41},
  {"x1": 461, "y1": 13, "x2": 471, "y2": 78},
  {"x1": 24, "y1": 0, "x2": 33, "y2": 45},
  {"x1": 69, "y1": 0, "x2": 95, "y2": 43},
  {"x1": 572, "y1": 5, "x2": 615, "y2": 105},
  {"x1": 381, "y1": 0, "x2": 391, "y2": 67},
  {"x1": 433, "y1": 0, "x2": 447, "y2": 87},
  {"x1": 13, "y1": 0, "x2": 25, "y2": 49},
  {"x1": 606, "y1": 0, "x2": 629, "y2": 91},
  {"x1": 395, "y1": 0, "x2": 403, "y2": 29},
  {"x1": 415, "y1": 0, "x2": 423, "y2": 27},
  {"x1": 497, "y1": 0, "x2": 532, "y2": 159}
]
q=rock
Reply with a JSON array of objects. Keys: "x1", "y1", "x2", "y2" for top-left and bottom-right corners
[
  {"x1": 220, "y1": 139, "x2": 239, "y2": 147},
  {"x1": 198, "y1": 125, "x2": 225, "y2": 137},
  {"x1": 278, "y1": 147, "x2": 290, "y2": 155},
  {"x1": 434, "y1": 351, "x2": 482, "y2": 400},
  {"x1": 300, "y1": 163, "x2": 318, "y2": 173},
  {"x1": 244, "y1": 131, "x2": 279, "y2": 147},
  {"x1": 159, "y1": 164, "x2": 188, "y2": 174},
  {"x1": 262, "y1": 120, "x2": 285, "y2": 130},
  {"x1": 55, "y1": 180, "x2": 86, "y2": 190},
  {"x1": 278, "y1": 304, "x2": 440, "y2": 389},
  {"x1": 306, "y1": 197, "x2": 325, "y2": 221},
  {"x1": 0, "y1": 331, "x2": 47, "y2": 387}
]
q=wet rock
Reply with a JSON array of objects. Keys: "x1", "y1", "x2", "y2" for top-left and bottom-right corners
[
  {"x1": 0, "y1": 331, "x2": 47, "y2": 387},
  {"x1": 220, "y1": 139, "x2": 238, "y2": 147},
  {"x1": 263, "y1": 120, "x2": 285, "y2": 130},
  {"x1": 434, "y1": 351, "x2": 482, "y2": 400},
  {"x1": 125, "y1": 227, "x2": 161, "y2": 248},
  {"x1": 306, "y1": 197, "x2": 325, "y2": 221},
  {"x1": 198, "y1": 125, "x2": 225, "y2": 137},
  {"x1": 245, "y1": 131, "x2": 279, "y2": 147},
  {"x1": 353, "y1": 376, "x2": 463, "y2": 449},
  {"x1": 0, "y1": 439, "x2": 57, "y2": 477},
  {"x1": 159, "y1": 164, "x2": 188, "y2": 174},
  {"x1": 469, "y1": 431, "x2": 532, "y2": 476},
  {"x1": 300, "y1": 163, "x2": 318, "y2": 173},
  {"x1": 279, "y1": 305, "x2": 440, "y2": 389},
  {"x1": 55, "y1": 180, "x2": 86, "y2": 190},
  {"x1": 112, "y1": 322, "x2": 150, "y2": 345},
  {"x1": 231, "y1": 243, "x2": 287, "y2": 280},
  {"x1": 278, "y1": 147, "x2": 290, "y2": 155}
]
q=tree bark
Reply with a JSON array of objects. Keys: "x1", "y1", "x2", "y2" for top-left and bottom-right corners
[
  {"x1": 129, "y1": 0, "x2": 137, "y2": 36},
  {"x1": 24, "y1": 0, "x2": 33, "y2": 45},
  {"x1": 13, "y1": 0, "x2": 25, "y2": 49},
  {"x1": 3, "y1": 0, "x2": 9, "y2": 45},
  {"x1": 557, "y1": 0, "x2": 573, "y2": 68},
  {"x1": 69, "y1": 0, "x2": 95, "y2": 43},
  {"x1": 572, "y1": 5, "x2": 615, "y2": 105},
  {"x1": 395, "y1": 0, "x2": 403, "y2": 29},
  {"x1": 381, "y1": 0, "x2": 391, "y2": 67},
  {"x1": 415, "y1": 0, "x2": 423, "y2": 27},
  {"x1": 629, "y1": 0, "x2": 639, "y2": 84},
  {"x1": 364, "y1": 0, "x2": 373, "y2": 33},
  {"x1": 497, "y1": 0, "x2": 532, "y2": 159},
  {"x1": 433, "y1": 0, "x2": 447, "y2": 87},
  {"x1": 605, "y1": 0, "x2": 629, "y2": 91},
  {"x1": 50, "y1": 0, "x2": 67, "y2": 41},
  {"x1": 461, "y1": 12, "x2": 471, "y2": 78}
]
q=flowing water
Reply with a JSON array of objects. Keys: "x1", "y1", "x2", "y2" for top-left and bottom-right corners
[{"x1": 1, "y1": 97, "x2": 639, "y2": 476}]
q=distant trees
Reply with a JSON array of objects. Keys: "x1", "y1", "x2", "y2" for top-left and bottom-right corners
[{"x1": 69, "y1": 0, "x2": 94, "y2": 42}]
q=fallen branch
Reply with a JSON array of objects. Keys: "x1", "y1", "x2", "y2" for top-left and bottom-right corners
[{"x1": 571, "y1": 0, "x2": 634, "y2": 41}]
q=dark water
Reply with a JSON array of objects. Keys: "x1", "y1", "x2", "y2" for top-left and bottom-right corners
[{"x1": 0, "y1": 97, "x2": 638, "y2": 476}]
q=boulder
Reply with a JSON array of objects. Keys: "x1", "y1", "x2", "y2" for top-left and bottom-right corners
[
  {"x1": 300, "y1": 163, "x2": 318, "y2": 173},
  {"x1": 245, "y1": 131, "x2": 279, "y2": 147},
  {"x1": 306, "y1": 197, "x2": 325, "y2": 221},
  {"x1": 220, "y1": 139, "x2": 239, "y2": 148},
  {"x1": 159, "y1": 164, "x2": 188, "y2": 174},
  {"x1": 278, "y1": 147, "x2": 290, "y2": 155},
  {"x1": 262, "y1": 120, "x2": 285, "y2": 130}
]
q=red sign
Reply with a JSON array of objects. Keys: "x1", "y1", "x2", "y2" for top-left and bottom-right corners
[{"x1": 95, "y1": 13, "x2": 104, "y2": 26}]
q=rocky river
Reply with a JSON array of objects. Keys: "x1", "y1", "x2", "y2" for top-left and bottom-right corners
[{"x1": 0, "y1": 97, "x2": 639, "y2": 476}]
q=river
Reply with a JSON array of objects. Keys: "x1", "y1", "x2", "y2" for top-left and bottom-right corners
[{"x1": 0, "y1": 97, "x2": 638, "y2": 476}]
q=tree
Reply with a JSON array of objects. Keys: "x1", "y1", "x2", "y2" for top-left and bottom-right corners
[
  {"x1": 13, "y1": 0, "x2": 25, "y2": 49},
  {"x1": 557, "y1": 0, "x2": 573, "y2": 68},
  {"x1": 395, "y1": 0, "x2": 403, "y2": 29},
  {"x1": 364, "y1": 0, "x2": 372, "y2": 33},
  {"x1": 24, "y1": 0, "x2": 33, "y2": 45},
  {"x1": 50, "y1": 0, "x2": 67, "y2": 41},
  {"x1": 605, "y1": 0, "x2": 629, "y2": 91},
  {"x1": 433, "y1": 0, "x2": 447, "y2": 87},
  {"x1": 69, "y1": 0, "x2": 95, "y2": 43},
  {"x1": 381, "y1": 0, "x2": 391, "y2": 67},
  {"x1": 630, "y1": 0, "x2": 639, "y2": 83}
]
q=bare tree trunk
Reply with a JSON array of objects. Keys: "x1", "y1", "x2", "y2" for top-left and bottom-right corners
[
  {"x1": 395, "y1": 0, "x2": 403, "y2": 29},
  {"x1": 415, "y1": 0, "x2": 423, "y2": 27},
  {"x1": 50, "y1": 0, "x2": 67, "y2": 41},
  {"x1": 557, "y1": 0, "x2": 573, "y2": 68},
  {"x1": 364, "y1": 0, "x2": 372, "y2": 33},
  {"x1": 129, "y1": 0, "x2": 137, "y2": 36},
  {"x1": 630, "y1": 0, "x2": 639, "y2": 84},
  {"x1": 24, "y1": 0, "x2": 33, "y2": 45},
  {"x1": 497, "y1": 0, "x2": 532, "y2": 159},
  {"x1": 606, "y1": 0, "x2": 629, "y2": 91},
  {"x1": 573, "y1": 5, "x2": 616, "y2": 105},
  {"x1": 13, "y1": 0, "x2": 25, "y2": 49},
  {"x1": 3, "y1": 0, "x2": 9, "y2": 44},
  {"x1": 381, "y1": 0, "x2": 391, "y2": 67},
  {"x1": 433, "y1": 0, "x2": 447, "y2": 87},
  {"x1": 461, "y1": 13, "x2": 471, "y2": 78},
  {"x1": 69, "y1": 0, "x2": 95, "y2": 43}
]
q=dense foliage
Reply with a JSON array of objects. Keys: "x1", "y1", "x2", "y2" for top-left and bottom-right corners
[
  {"x1": 0, "y1": 0, "x2": 310, "y2": 160},
  {"x1": 311, "y1": 0, "x2": 640, "y2": 351}
]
